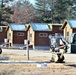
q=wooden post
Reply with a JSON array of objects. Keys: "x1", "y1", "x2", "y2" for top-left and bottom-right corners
[
  {"x1": 24, "y1": 40, "x2": 29, "y2": 60},
  {"x1": 26, "y1": 40, "x2": 29, "y2": 60}
]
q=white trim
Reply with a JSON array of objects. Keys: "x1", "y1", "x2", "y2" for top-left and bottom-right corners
[
  {"x1": 51, "y1": 24, "x2": 62, "y2": 26},
  {"x1": 0, "y1": 26, "x2": 7, "y2": 27}
]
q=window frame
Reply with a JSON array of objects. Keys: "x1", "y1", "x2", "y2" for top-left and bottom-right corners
[
  {"x1": 17, "y1": 32, "x2": 24, "y2": 36},
  {"x1": 67, "y1": 31, "x2": 69, "y2": 36},
  {"x1": 30, "y1": 33, "x2": 32, "y2": 42},
  {"x1": 39, "y1": 33, "x2": 47, "y2": 37}
]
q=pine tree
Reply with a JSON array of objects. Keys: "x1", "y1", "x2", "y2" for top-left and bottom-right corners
[
  {"x1": 53, "y1": 0, "x2": 73, "y2": 23},
  {"x1": 0, "y1": 0, "x2": 14, "y2": 26},
  {"x1": 35, "y1": 0, "x2": 51, "y2": 23},
  {"x1": 72, "y1": 0, "x2": 76, "y2": 18},
  {"x1": 0, "y1": 7, "x2": 3, "y2": 25}
]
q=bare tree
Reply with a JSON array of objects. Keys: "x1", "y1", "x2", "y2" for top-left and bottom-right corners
[{"x1": 11, "y1": 0, "x2": 35, "y2": 24}]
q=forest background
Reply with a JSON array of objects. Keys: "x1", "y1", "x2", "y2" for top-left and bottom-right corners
[{"x1": 0, "y1": 0, "x2": 76, "y2": 25}]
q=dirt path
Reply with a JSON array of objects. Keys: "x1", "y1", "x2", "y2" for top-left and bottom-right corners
[
  {"x1": 0, "y1": 49, "x2": 76, "y2": 75},
  {"x1": 0, "y1": 63, "x2": 76, "y2": 75}
]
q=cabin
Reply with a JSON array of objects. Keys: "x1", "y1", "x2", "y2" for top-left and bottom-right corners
[
  {"x1": 6, "y1": 24, "x2": 27, "y2": 46},
  {"x1": 26, "y1": 23, "x2": 63, "y2": 50},
  {"x1": 26, "y1": 23, "x2": 51, "y2": 50},
  {"x1": 0, "y1": 26, "x2": 7, "y2": 45},
  {"x1": 61, "y1": 19, "x2": 76, "y2": 43},
  {"x1": 48, "y1": 24, "x2": 63, "y2": 35}
]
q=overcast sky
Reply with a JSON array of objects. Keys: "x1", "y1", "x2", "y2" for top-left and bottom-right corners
[{"x1": 29, "y1": 0, "x2": 35, "y2": 5}]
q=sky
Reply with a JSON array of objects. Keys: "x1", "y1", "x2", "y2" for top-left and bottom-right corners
[
  {"x1": 14, "y1": 0, "x2": 35, "y2": 4},
  {"x1": 29, "y1": 0, "x2": 35, "y2": 5}
]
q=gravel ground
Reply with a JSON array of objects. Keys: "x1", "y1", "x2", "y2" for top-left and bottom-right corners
[
  {"x1": 0, "y1": 49, "x2": 76, "y2": 75},
  {"x1": 0, "y1": 63, "x2": 76, "y2": 75}
]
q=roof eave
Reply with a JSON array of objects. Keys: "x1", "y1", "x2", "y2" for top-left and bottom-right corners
[
  {"x1": 26, "y1": 25, "x2": 30, "y2": 31},
  {"x1": 13, "y1": 29, "x2": 26, "y2": 31},
  {"x1": 33, "y1": 30, "x2": 52, "y2": 31},
  {"x1": 61, "y1": 20, "x2": 67, "y2": 29},
  {"x1": 5, "y1": 26, "x2": 9, "y2": 31}
]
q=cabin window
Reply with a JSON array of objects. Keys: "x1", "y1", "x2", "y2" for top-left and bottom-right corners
[
  {"x1": 67, "y1": 32, "x2": 69, "y2": 36},
  {"x1": 17, "y1": 32, "x2": 24, "y2": 36},
  {"x1": 66, "y1": 31, "x2": 69, "y2": 42},
  {"x1": 9, "y1": 33, "x2": 11, "y2": 40},
  {"x1": 9, "y1": 33, "x2": 11, "y2": 36},
  {"x1": 30, "y1": 34, "x2": 32, "y2": 42},
  {"x1": 39, "y1": 33, "x2": 47, "y2": 37}
]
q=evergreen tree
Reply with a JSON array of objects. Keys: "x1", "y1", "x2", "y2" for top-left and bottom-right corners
[
  {"x1": 0, "y1": 0, "x2": 14, "y2": 26},
  {"x1": 35, "y1": 0, "x2": 76, "y2": 23},
  {"x1": 0, "y1": 7, "x2": 3, "y2": 25},
  {"x1": 72, "y1": 0, "x2": 76, "y2": 18},
  {"x1": 35, "y1": 0, "x2": 51, "y2": 23},
  {"x1": 53, "y1": 0, "x2": 73, "y2": 23}
]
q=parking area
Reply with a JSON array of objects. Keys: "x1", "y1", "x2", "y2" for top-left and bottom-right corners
[
  {"x1": 2, "y1": 49, "x2": 51, "y2": 56},
  {"x1": 0, "y1": 48, "x2": 76, "y2": 63}
]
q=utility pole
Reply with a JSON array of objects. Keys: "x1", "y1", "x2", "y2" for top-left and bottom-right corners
[
  {"x1": 24, "y1": 40, "x2": 29, "y2": 60},
  {"x1": 26, "y1": 40, "x2": 29, "y2": 60}
]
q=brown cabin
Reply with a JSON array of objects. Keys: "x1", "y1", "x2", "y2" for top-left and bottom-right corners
[
  {"x1": 61, "y1": 19, "x2": 76, "y2": 43},
  {"x1": 0, "y1": 26, "x2": 7, "y2": 45},
  {"x1": 26, "y1": 23, "x2": 63, "y2": 50},
  {"x1": 6, "y1": 24, "x2": 27, "y2": 46},
  {"x1": 48, "y1": 24, "x2": 63, "y2": 35}
]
